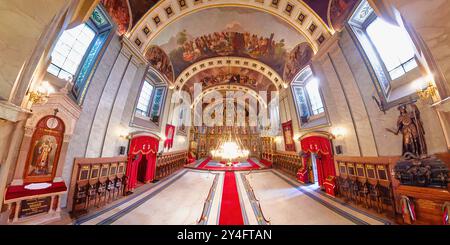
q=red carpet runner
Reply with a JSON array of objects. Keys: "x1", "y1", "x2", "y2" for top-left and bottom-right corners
[{"x1": 219, "y1": 171, "x2": 244, "y2": 225}]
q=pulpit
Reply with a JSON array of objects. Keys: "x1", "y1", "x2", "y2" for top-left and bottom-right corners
[
  {"x1": 323, "y1": 176, "x2": 337, "y2": 197},
  {"x1": 297, "y1": 167, "x2": 309, "y2": 184}
]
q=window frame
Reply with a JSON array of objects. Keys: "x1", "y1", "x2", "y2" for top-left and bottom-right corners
[
  {"x1": 135, "y1": 80, "x2": 155, "y2": 117},
  {"x1": 363, "y1": 14, "x2": 418, "y2": 82},
  {"x1": 347, "y1": 0, "x2": 421, "y2": 111},
  {"x1": 132, "y1": 74, "x2": 168, "y2": 130},
  {"x1": 291, "y1": 66, "x2": 329, "y2": 130},
  {"x1": 47, "y1": 5, "x2": 114, "y2": 105},
  {"x1": 47, "y1": 23, "x2": 97, "y2": 81}
]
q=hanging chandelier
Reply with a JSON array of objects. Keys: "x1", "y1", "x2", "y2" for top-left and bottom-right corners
[
  {"x1": 211, "y1": 140, "x2": 249, "y2": 162},
  {"x1": 210, "y1": 128, "x2": 249, "y2": 164}
]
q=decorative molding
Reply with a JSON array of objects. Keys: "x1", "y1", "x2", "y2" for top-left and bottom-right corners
[
  {"x1": 125, "y1": 0, "x2": 333, "y2": 55},
  {"x1": 190, "y1": 84, "x2": 268, "y2": 108},
  {"x1": 174, "y1": 57, "x2": 285, "y2": 90}
]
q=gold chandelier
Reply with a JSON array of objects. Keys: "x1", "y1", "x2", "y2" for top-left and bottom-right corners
[{"x1": 210, "y1": 128, "x2": 249, "y2": 163}]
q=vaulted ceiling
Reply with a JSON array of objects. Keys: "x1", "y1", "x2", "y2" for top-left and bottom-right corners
[{"x1": 100, "y1": 0, "x2": 358, "y2": 92}]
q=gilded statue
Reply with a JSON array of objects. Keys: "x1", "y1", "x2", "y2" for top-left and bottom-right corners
[{"x1": 386, "y1": 104, "x2": 427, "y2": 158}]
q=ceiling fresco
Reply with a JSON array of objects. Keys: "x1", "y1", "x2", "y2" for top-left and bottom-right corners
[
  {"x1": 182, "y1": 67, "x2": 277, "y2": 95},
  {"x1": 99, "y1": 1, "x2": 360, "y2": 83},
  {"x1": 145, "y1": 46, "x2": 174, "y2": 82},
  {"x1": 101, "y1": 0, "x2": 360, "y2": 34},
  {"x1": 100, "y1": 0, "x2": 131, "y2": 35},
  {"x1": 128, "y1": 0, "x2": 159, "y2": 27},
  {"x1": 329, "y1": 0, "x2": 359, "y2": 31},
  {"x1": 150, "y1": 7, "x2": 311, "y2": 82}
]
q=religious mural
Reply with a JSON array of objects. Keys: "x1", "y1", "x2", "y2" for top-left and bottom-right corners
[
  {"x1": 329, "y1": 0, "x2": 359, "y2": 31},
  {"x1": 182, "y1": 67, "x2": 276, "y2": 94},
  {"x1": 24, "y1": 116, "x2": 65, "y2": 183},
  {"x1": 100, "y1": 0, "x2": 131, "y2": 35},
  {"x1": 283, "y1": 43, "x2": 314, "y2": 83},
  {"x1": 145, "y1": 46, "x2": 174, "y2": 82},
  {"x1": 151, "y1": 7, "x2": 311, "y2": 82},
  {"x1": 128, "y1": 0, "x2": 159, "y2": 27}
]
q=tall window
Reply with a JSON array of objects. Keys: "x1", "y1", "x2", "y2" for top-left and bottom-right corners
[
  {"x1": 47, "y1": 24, "x2": 96, "y2": 81},
  {"x1": 366, "y1": 18, "x2": 417, "y2": 80},
  {"x1": 349, "y1": 0, "x2": 421, "y2": 108},
  {"x1": 305, "y1": 78, "x2": 324, "y2": 115},
  {"x1": 47, "y1": 6, "x2": 113, "y2": 105},
  {"x1": 292, "y1": 66, "x2": 326, "y2": 127},
  {"x1": 134, "y1": 76, "x2": 167, "y2": 126},
  {"x1": 136, "y1": 81, "x2": 154, "y2": 116}
]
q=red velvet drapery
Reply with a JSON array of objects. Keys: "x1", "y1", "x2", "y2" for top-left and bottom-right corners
[
  {"x1": 300, "y1": 136, "x2": 336, "y2": 187},
  {"x1": 126, "y1": 136, "x2": 159, "y2": 191}
]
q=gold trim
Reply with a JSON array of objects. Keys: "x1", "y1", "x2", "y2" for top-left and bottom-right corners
[
  {"x1": 190, "y1": 85, "x2": 268, "y2": 108},
  {"x1": 174, "y1": 57, "x2": 284, "y2": 90},
  {"x1": 131, "y1": 0, "x2": 332, "y2": 36},
  {"x1": 141, "y1": 4, "x2": 319, "y2": 54},
  {"x1": 129, "y1": 2, "x2": 335, "y2": 54}
]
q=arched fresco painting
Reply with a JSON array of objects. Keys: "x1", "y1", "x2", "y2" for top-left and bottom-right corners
[
  {"x1": 283, "y1": 43, "x2": 314, "y2": 83},
  {"x1": 329, "y1": 0, "x2": 359, "y2": 31},
  {"x1": 101, "y1": 0, "x2": 131, "y2": 36},
  {"x1": 182, "y1": 67, "x2": 276, "y2": 94},
  {"x1": 151, "y1": 7, "x2": 308, "y2": 80},
  {"x1": 145, "y1": 46, "x2": 175, "y2": 82}
]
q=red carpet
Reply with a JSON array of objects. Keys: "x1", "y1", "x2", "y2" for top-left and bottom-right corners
[
  {"x1": 219, "y1": 171, "x2": 244, "y2": 225},
  {"x1": 197, "y1": 159, "x2": 261, "y2": 171},
  {"x1": 260, "y1": 159, "x2": 273, "y2": 167},
  {"x1": 197, "y1": 157, "x2": 211, "y2": 168}
]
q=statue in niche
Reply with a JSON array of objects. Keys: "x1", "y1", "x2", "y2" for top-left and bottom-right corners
[{"x1": 386, "y1": 104, "x2": 427, "y2": 159}]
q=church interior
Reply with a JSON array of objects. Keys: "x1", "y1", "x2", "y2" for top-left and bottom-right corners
[{"x1": 1, "y1": 0, "x2": 450, "y2": 226}]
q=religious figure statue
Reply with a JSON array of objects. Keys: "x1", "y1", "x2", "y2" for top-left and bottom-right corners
[
  {"x1": 35, "y1": 140, "x2": 53, "y2": 175},
  {"x1": 386, "y1": 104, "x2": 427, "y2": 158}
]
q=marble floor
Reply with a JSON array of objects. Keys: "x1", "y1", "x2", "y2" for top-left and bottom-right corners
[{"x1": 74, "y1": 168, "x2": 391, "y2": 225}]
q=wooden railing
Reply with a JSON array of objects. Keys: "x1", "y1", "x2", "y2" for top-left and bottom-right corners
[
  {"x1": 272, "y1": 151, "x2": 302, "y2": 176},
  {"x1": 68, "y1": 156, "x2": 128, "y2": 216},
  {"x1": 261, "y1": 152, "x2": 274, "y2": 162},
  {"x1": 243, "y1": 172, "x2": 271, "y2": 225},
  {"x1": 197, "y1": 171, "x2": 218, "y2": 225},
  {"x1": 334, "y1": 156, "x2": 399, "y2": 216},
  {"x1": 155, "y1": 151, "x2": 188, "y2": 180}
]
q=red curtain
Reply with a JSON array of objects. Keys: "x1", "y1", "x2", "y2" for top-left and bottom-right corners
[
  {"x1": 300, "y1": 136, "x2": 336, "y2": 187},
  {"x1": 126, "y1": 136, "x2": 159, "y2": 191}
]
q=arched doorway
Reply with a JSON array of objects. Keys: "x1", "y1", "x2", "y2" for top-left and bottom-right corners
[
  {"x1": 299, "y1": 132, "x2": 336, "y2": 188},
  {"x1": 126, "y1": 134, "x2": 160, "y2": 192}
]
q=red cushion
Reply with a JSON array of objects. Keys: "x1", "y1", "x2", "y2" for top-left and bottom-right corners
[{"x1": 5, "y1": 182, "x2": 67, "y2": 201}]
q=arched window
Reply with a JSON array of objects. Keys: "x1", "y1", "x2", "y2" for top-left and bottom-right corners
[
  {"x1": 366, "y1": 18, "x2": 417, "y2": 80},
  {"x1": 133, "y1": 72, "x2": 167, "y2": 128},
  {"x1": 47, "y1": 6, "x2": 113, "y2": 104},
  {"x1": 47, "y1": 24, "x2": 96, "y2": 81},
  {"x1": 349, "y1": 0, "x2": 422, "y2": 108},
  {"x1": 136, "y1": 80, "x2": 154, "y2": 116},
  {"x1": 291, "y1": 66, "x2": 328, "y2": 128}
]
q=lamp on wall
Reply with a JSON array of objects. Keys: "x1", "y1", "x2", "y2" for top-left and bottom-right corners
[
  {"x1": 332, "y1": 127, "x2": 346, "y2": 139},
  {"x1": 27, "y1": 81, "x2": 54, "y2": 106},
  {"x1": 416, "y1": 74, "x2": 438, "y2": 101}
]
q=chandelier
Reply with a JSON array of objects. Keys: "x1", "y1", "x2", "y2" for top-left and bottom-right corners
[{"x1": 210, "y1": 129, "x2": 249, "y2": 164}]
